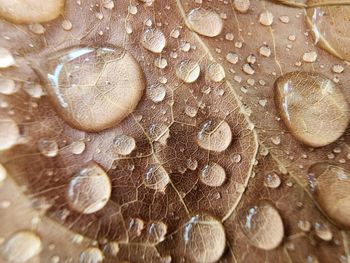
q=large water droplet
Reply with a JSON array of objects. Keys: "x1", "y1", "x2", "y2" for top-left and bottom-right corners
[
  {"x1": 0, "y1": 0, "x2": 65, "y2": 24},
  {"x1": 274, "y1": 71, "x2": 349, "y2": 147},
  {"x1": 113, "y1": 134, "x2": 136, "y2": 156},
  {"x1": 306, "y1": 4, "x2": 350, "y2": 60},
  {"x1": 240, "y1": 201, "x2": 284, "y2": 250},
  {"x1": 141, "y1": 28, "x2": 166, "y2": 53},
  {"x1": 144, "y1": 164, "x2": 170, "y2": 192},
  {"x1": 309, "y1": 163, "x2": 350, "y2": 229},
  {"x1": 36, "y1": 45, "x2": 145, "y2": 132},
  {"x1": 37, "y1": 138, "x2": 58, "y2": 157},
  {"x1": 0, "y1": 230, "x2": 42, "y2": 263},
  {"x1": 0, "y1": 118, "x2": 19, "y2": 151},
  {"x1": 182, "y1": 213, "x2": 226, "y2": 262},
  {"x1": 176, "y1": 60, "x2": 200, "y2": 83},
  {"x1": 66, "y1": 162, "x2": 111, "y2": 214},
  {"x1": 80, "y1": 247, "x2": 104, "y2": 263},
  {"x1": 199, "y1": 162, "x2": 226, "y2": 187},
  {"x1": 187, "y1": 8, "x2": 223, "y2": 37},
  {"x1": 197, "y1": 119, "x2": 232, "y2": 153}
]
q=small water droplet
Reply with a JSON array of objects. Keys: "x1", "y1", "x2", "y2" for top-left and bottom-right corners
[
  {"x1": 185, "y1": 106, "x2": 198, "y2": 118},
  {"x1": 302, "y1": 51, "x2": 317, "y2": 63},
  {"x1": 259, "y1": 10, "x2": 274, "y2": 26},
  {"x1": 147, "y1": 221, "x2": 167, "y2": 243},
  {"x1": 298, "y1": 220, "x2": 311, "y2": 232},
  {"x1": 240, "y1": 201, "x2": 284, "y2": 250},
  {"x1": 234, "y1": 0, "x2": 250, "y2": 13},
  {"x1": 147, "y1": 84, "x2": 166, "y2": 103},
  {"x1": 181, "y1": 213, "x2": 226, "y2": 262},
  {"x1": 69, "y1": 141, "x2": 85, "y2": 155},
  {"x1": 0, "y1": 230, "x2": 42, "y2": 263},
  {"x1": 197, "y1": 119, "x2": 232, "y2": 153},
  {"x1": 207, "y1": 62, "x2": 225, "y2": 82},
  {"x1": 176, "y1": 59, "x2": 200, "y2": 83},
  {"x1": 62, "y1": 20, "x2": 72, "y2": 31},
  {"x1": 0, "y1": 48, "x2": 15, "y2": 68},
  {"x1": 37, "y1": 138, "x2": 58, "y2": 157},
  {"x1": 187, "y1": 8, "x2": 223, "y2": 37},
  {"x1": 264, "y1": 172, "x2": 281, "y2": 188},
  {"x1": 67, "y1": 162, "x2": 111, "y2": 214},
  {"x1": 226, "y1": 52, "x2": 239, "y2": 64},
  {"x1": 80, "y1": 247, "x2": 104, "y2": 263},
  {"x1": 104, "y1": 241, "x2": 119, "y2": 256},
  {"x1": 113, "y1": 134, "x2": 136, "y2": 156},
  {"x1": 128, "y1": 217, "x2": 145, "y2": 237},
  {"x1": 144, "y1": 164, "x2": 170, "y2": 192},
  {"x1": 29, "y1": 23, "x2": 45, "y2": 34},
  {"x1": 314, "y1": 222, "x2": 332, "y2": 241},
  {"x1": 199, "y1": 162, "x2": 226, "y2": 187},
  {"x1": 259, "y1": 45, "x2": 271, "y2": 57},
  {"x1": 0, "y1": 77, "x2": 18, "y2": 95},
  {"x1": 141, "y1": 28, "x2": 166, "y2": 53}
]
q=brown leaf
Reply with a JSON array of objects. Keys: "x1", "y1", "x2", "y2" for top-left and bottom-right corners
[{"x1": 0, "y1": 0, "x2": 349, "y2": 262}]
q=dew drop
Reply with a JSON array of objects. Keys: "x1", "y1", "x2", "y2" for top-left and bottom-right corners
[
  {"x1": 240, "y1": 201, "x2": 284, "y2": 250},
  {"x1": 62, "y1": 20, "x2": 73, "y2": 31},
  {"x1": 37, "y1": 138, "x2": 58, "y2": 157},
  {"x1": 147, "y1": 84, "x2": 166, "y2": 103},
  {"x1": 0, "y1": 163, "x2": 7, "y2": 182},
  {"x1": 306, "y1": 5, "x2": 350, "y2": 60},
  {"x1": 0, "y1": 230, "x2": 42, "y2": 263},
  {"x1": 0, "y1": 48, "x2": 15, "y2": 68},
  {"x1": 69, "y1": 141, "x2": 86, "y2": 155},
  {"x1": 187, "y1": 8, "x2": 223, "y2": 37},
  {"x1": 29, "y1": 23, "x2": 45, "y2": 34},
  {"x1": 182, "y1": 213, "x2": 226, "y2": 262},
  {"x1": 234, "y1": 0, "x2": 250, "y2": 13},
  {"x1": 199, "y1": 162, "x2": 226, "y2": 187},
  {"x1": 264, "y1": 172, "x2": 281, "y2": 188},
  {"x1": 0, "y1": 0, "x2": 64, "y2": 24},
  {"x1": 308, "y1": 163, "x2": 350, "y2": 229},
  {"x1": 314, "y1": 222, "x2": 332, "y2": 241},
  {"x1": 128, "y1": 217, "x2": 145, "y2": 237},
  {"x1": 0, "y1": 77, "x2": 18, "y2": 95},
  {"x1": 274, "y1": 71, "x2": 349, "y2": 147},
  {"x1": 302, "y1": 51, "x2": 317, "y2": 63},
  {"x1": 185, "y1": 106, "x2": 198, "y2": 117},
  {"x1": 104, "y1": 241, "x2": 119, "y2": 257},
  {"x1": 80, "y1": 247, "x2": 104, "y2": 263},
  {"x1": 144, "y1": 164, "x2": 170, "y2": 192},
  {"x1": 147, "y1": 221, "x2": 167, "y2": 243},
  {"x1": 36, "y1": 45, "x2": 145, "y2": 132},
  {"x1": 154, "y1": 57, "x2": 168, "y2": 69},
  {"x1": 141, "y1": 28, "x2": 166, "y2": 53},
  {"x1": 113, "y1": 134, "x2": 136, "y2": 156},
  {"x1": 298, "y1": 220, "x2": 311, "y2": 232},
  {"x1": 259, "y1": 10, "x2": 274, "y2": 26},
  {"x1": 259, "y1": 45, "x2": 271, "y2": 57},
  {"x1": 66, "y1": 162, "x2": 111, "y2": 214},
  {"x1": 176, "y1": 59, "x2": 200, "y2": 83},
  {"x1": 226, "y1": 52, "x2": 238, "y2": 64},
  {"x1": 0, "y1": 118, "x2": 19, "y2": 151},
  {"x1": 197, "y1": 119, "x2": 232, "y2": 153},
  {"x1": 207, "y1": 62, "x2": 225, "y2": 82}
]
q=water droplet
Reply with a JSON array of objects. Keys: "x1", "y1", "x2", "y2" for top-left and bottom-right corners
[
  {"x1": 23, "y1": 83, "x2": 43, "y2": 98},
  {"x1": 37, "y1": 138, "x2": 58, "y2": 157},
  {"x1": 298, "y1": 220, "x2": 311, "y2": 232},
  {"x1": 147, "y1": 221, "x2": 167, "y2": 243},
  {"x1": 302, "y1": 51, "x2": 317, "y2": 63},
  {"x1": 176, "y1": 59, "x2": 200, "y2": 83},
  {"x1": 0, "y1": 48, "x2": 15, "y2": 68},
  {"x1": 274, "y1": 71, "x2": 349, "y2": 147},
  {"x1": 207, "y1": 62, "x2": 225, "y2": 82},
  {"x1": 0, "y1": 0, "x2": 64, "y2": 23},
  {"x1": 197, "y1": 119, "x2": 232, "y2": 153},
  {"x1": 147, "y1": 83, "x2": 166, "y2": 103},
  {"x1": 154, "y1": 57, "x2": 168, "y2": 69},
  {"x1": 0, "y1": 118, "x2": 19, "y2": 151},
  {"x1": 141, "y1": 28, "x2": 166, "y2": 53},
  {"x1": 0, "y1": 230, "x2": 42, "y2": 263},
  {"x1": 234, "y1": 0, "x2": 250, "y2": 13},
  {"x1": 80, "y1": 247, "x2": 104, "y2": 263},
  {"x1": 199, "y1": 162, "x2": 226, "y2": 187},
  {"x1": 264, "y1": 172, "x2": 281, "y2": 188},
  {"x1": 259, "y1": 10, "x2": 274, "y2": 26},
  {"x1": 306, "y1": 5, "x2": 350, "y2": 60},
  {"x1": 0, "y1": 77, "x2": 18, "y2": 95},
  {"x1": 259, "y1": 45, "x2": 271, "y2": 57},
  {"x1": 62, "y1": 20, "x2": 73, "y2": 31},
  {"x1": 185, "y1": 106, "x2": 198, "y2": 117},
  {"x1": 226, "y1": 52, "x2": 238, "y2": 64},
  {"x1": 67, "y1": 162, "x2": 111, "y2": 214},
  {"x1": 104, "y1": 241, "x2": 119, "y2": 257},
  {"x1": 29, "y1": 23, "x2": 45, "y2": 34},
  {"x1": 36, "y1": 45, "x2": 145, "y2": 132},
  {"x1": 182, "y1": 213, "x2": 226, "y2": 262},
  {"x1": 113, "y1": 134, "x2": 136, "y2": 156},
  {"x1": 309, "y1": 163, "x2": 350, "y2": 229},
  {"x1": 69, "y1": 141, "x2": 85, "y2": 155},
  {"x1": 144, "y1": 164, "x2": 170, "y2": 192},
  {"x1": 187, "y1": 8, "x2": 223, "y2": 37},
  {"x1": 0, "y1": 163, "x2": 7, "y2": 182},
  {"x1": 128, "y1": 217, "x2": 145, "y2": 237},
  {"x1": 314, "y1": 222, "x2": 332, "y2": 241},
  {"x1": 240, "y1": 201, "x2": 284, "y2": 250}
]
